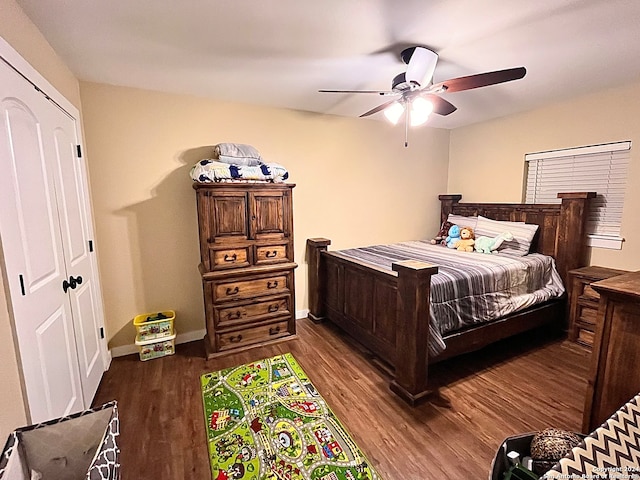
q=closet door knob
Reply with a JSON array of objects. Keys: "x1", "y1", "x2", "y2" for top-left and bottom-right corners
[{"x1": 63, "y1": 276, "x2": 84, "y2": 293}]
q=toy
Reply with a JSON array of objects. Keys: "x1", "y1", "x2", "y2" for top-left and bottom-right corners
[
  {"x1": 454, "y1": 226, "x2": 475, "y2": 252},
  {"x1": 445, "y1": 225, "x2": 461, "y2": 248},
  {"x1": 474, "y1": 232, "x2": 514, "y2": 254},
  {"x1": 430, "y1": 221, "x2": 453, "y2": 246}
]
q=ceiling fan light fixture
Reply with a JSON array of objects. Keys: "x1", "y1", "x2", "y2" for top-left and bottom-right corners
[
  {"x1": 404, "y1": 47, "x2": 439, "y2": 87},
  {"x1": 384, "y1": 101, "x2": 405, "y2": 125},
  {"x1": 409, "y1": 97, "x2": 434, "y2": 126}
]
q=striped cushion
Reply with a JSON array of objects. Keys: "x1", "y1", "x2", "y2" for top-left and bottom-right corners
[
  {"x1": 447, "y1": 214, "x2": 477, "y2": 230},
  {"x1": 475, "y1": 215, "x2": 538, "y2": 256}
]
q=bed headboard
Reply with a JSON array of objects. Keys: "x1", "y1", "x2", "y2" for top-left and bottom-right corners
[{"x1": 439, "y1": 192, "x2": 596, "y2": 286}]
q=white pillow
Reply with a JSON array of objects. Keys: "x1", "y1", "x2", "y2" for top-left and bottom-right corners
[
  {"x1": 447, "y1": 214, "x2": 477, "y2": 230},
  {"x1": 474, "y1": 215, "x2": 538, "y2": 256},
  {"x1": 214, "y1": 143, "x2": 263, "y2": 166}
]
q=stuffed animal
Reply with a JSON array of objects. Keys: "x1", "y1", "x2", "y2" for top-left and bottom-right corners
[
  {"x1": 445, "y1": 225, "x2": 461, "y2": 248},
  {"x1": 474, "y1": 231, "x2": 514, "y2": 254},
  {"x1": 430, "y1": 221, "x2": 453, "y2": 246},
  {"x1": 454, "y1": 226, "x2": 475, "y2": 252}
]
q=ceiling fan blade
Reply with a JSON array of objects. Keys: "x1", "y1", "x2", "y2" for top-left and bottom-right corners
[
  {"x1": 432, "y1": 67, "x2": 526, "y2": 93},
  {"x1": 403, "y1": 47, "x2": 439, "y2": 87},
  {"x1": 421, "y1": 94, "x2": 457, "y2": 116},
  {"x1": 360, "y1": 99, "x2": 399, "y2": 117},
  {"x1": 319, "y1": 89, "x2": 394, "y2": 95}
]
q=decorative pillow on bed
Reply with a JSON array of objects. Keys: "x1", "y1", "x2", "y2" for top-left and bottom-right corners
[
  {"x1": 447, "y1": 214, "x2": 478, "y2": 230},
  {"x1": 214, "y1": 143, "x2": 263, "y2": 166},
  {"x1": 475, "y1": 215, "x2": 538, "y2": 256}
]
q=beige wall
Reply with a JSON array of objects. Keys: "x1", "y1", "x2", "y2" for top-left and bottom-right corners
[
  {"x1": 449, "y1": 81, "x2": 640, "y2": 271},
  {"x1": 79, "y1": 82, "x2": 451, "y2": 349},
  {"x1": 0, "y1": 0, "x2": 83, "y2": 439}
]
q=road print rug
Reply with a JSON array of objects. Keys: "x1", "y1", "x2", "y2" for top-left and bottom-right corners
[{"x1": 201, "y1": 352, "x2": 382, "y2": 480}]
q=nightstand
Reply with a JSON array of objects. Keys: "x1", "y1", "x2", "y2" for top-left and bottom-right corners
[{"x1": 568, "y1": 266, "x2": 628, "y2": 349}]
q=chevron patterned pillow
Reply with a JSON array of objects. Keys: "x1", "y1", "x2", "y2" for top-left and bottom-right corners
[{"x1": 542, "y1": 394, "x2": 640, "y2": 479}]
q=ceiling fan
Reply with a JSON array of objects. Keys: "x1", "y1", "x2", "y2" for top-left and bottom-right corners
[{"x1": 319, "y1": 46, "x2": 526, "y2": 146}]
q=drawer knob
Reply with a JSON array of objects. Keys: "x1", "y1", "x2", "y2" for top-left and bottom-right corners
[
  {"x1": 269, "y1": 326, "x2": 281, "y2": 335},
  {"x1": 224, "y1": 253, "x2": 237, "y2": 262},
  {"x1": 226, "y1": 286, "x2": 240, "y2": 295},
  {"x1": 268, "y1": 304, "x2": 280, "y2": 313},
  {"x1": 267, "y1": 281, "x2": 278, "y2": 289},
  {"x1": 227, "y1": 311, "x2": 242, "y2": 320},
  {"x1": 230, "y1": 334, "x2": 243, "y2": 343},
  {"x1": 265, "y1": 250, "x2": 278, "y2": 258}
]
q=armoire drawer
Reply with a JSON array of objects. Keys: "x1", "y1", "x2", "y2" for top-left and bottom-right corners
[
  {"x1": 209, "y1": 246, "x2": 251, "y2": 270},
  {"x1": 254, "y1": 244, "x2": 290, "y2": 265},
  {"x1": 216, "y1": 320, "x2": 291, "y2": 351},
  {"x1": 213, "y1": 273, "x2": 290, "y2": 302},
  {"x1": 215, "y1": 296, "x2": 291, "y2": 328}
]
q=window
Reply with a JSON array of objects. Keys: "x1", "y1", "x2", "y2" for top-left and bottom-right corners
[{"x1": 525, "y1": 141, "x2": 631, "y2": 249}]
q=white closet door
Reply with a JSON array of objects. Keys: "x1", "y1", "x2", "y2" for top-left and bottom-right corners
[
  {"x1": 50, "y1": 112, "x2": 104, "y2": 409},
  {"x1": 0, "y1": 59, "x2": 104, "y2": 422}
]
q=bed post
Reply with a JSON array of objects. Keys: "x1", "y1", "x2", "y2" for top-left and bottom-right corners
[
  {"x1": 555, "y1": 192, "x2": 596, "y2": 286},
  {"x1": 438, "y1": 194, "x2": 463, "y2": 224},
  {"x1": 390, "y1": 260, "x2": 439, "y2": 406},
  {"x1": 307, "y1": 238, "x2": 331, "y2": 323}
]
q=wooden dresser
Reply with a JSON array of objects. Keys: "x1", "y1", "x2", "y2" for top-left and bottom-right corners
[
  {"x1": 568, "y1": 266, "x2": 627, "y2": 349},
  {"x1": 194, "y1": 183, "x2": 297, "y2": 358},
  {"x1": 582, "y1": 270, "x2": 640, "y2": 433}
]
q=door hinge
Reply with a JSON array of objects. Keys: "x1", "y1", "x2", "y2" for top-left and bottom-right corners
[
  {"x1": 99, "y1": 327, "x2": 105, "y2": 339},
  {"x1": 88, "y1": 240, "x2": 94, "y2": 252},
  {"x1": 76, "y1": 144, "x2": 82, "y2": 158},
  {"x1": 19, "y1": 274, "x2": 25, "y2": 296}
]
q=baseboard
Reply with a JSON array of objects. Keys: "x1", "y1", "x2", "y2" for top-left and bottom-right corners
[{"x1": 109, "y1": 312, "x2": 309, "y2": 358}]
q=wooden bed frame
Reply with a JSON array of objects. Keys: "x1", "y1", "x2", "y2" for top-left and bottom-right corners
[{"x1": 307, "y1": 192, "x2": 595, "y2": 405}]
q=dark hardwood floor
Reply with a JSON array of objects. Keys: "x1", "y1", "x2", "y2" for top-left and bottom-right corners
[{"x1": 93, "y1": 318, "x2": 590, "y2": 480}]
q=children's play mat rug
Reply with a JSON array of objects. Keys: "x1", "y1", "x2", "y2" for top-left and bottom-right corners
[{"x1": 201, "y1": 353, "x2": 382, "y2": 480}]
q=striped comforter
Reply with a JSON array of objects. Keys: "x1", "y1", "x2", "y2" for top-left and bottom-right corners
[{"x1": 336, "y1": 241, "x2": 565, "y2": 356}]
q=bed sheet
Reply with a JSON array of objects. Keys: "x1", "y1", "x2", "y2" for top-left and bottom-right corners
[{"x1": 336, "y1": 241, "x2": 565, "y2": 356}]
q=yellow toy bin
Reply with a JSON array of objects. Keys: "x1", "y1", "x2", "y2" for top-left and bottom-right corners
[
  {"x1": 135, "y1": 331, "x2": 176, "y2": 361},
  {"x1": 133, "y1": 310, "x2": 175, "y2": 341}
]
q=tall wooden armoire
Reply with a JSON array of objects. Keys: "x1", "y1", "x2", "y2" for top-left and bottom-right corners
[{"x1": 193, "y1": 183, "x2": 297, "y2": 358}]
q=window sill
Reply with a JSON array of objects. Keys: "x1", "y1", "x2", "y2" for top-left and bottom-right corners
[{"x1": 587, "y1": 235, "x2": 624, "y2": 250}]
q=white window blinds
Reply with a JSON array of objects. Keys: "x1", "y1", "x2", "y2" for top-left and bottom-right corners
[{"x1": 525, "y1": 141, "x2": 631, "y2": 238}]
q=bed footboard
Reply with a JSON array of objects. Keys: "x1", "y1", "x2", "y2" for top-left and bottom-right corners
[{"x1": 307, "y1": 238, "x2": 438, "y2": 405}]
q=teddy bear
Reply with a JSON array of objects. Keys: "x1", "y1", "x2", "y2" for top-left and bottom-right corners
[
  {"x1": 454, "y1": 226, "x2": 475, "y2": 252},
  {"x1": 445, "y1": 224, "x2": 461, "y2": 248},
  {"x1": 430, "y1": 221, "x2": 453, "y2": 246}
]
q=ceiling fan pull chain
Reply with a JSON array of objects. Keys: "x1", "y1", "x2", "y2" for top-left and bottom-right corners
[{"x1": 404, "y1": 106, "x2": 410, "y2": 148}]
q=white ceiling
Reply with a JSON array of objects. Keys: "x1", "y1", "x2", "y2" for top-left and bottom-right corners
[{"x1": 15, "y1": 0, "x2": 640, "y2": 129}]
